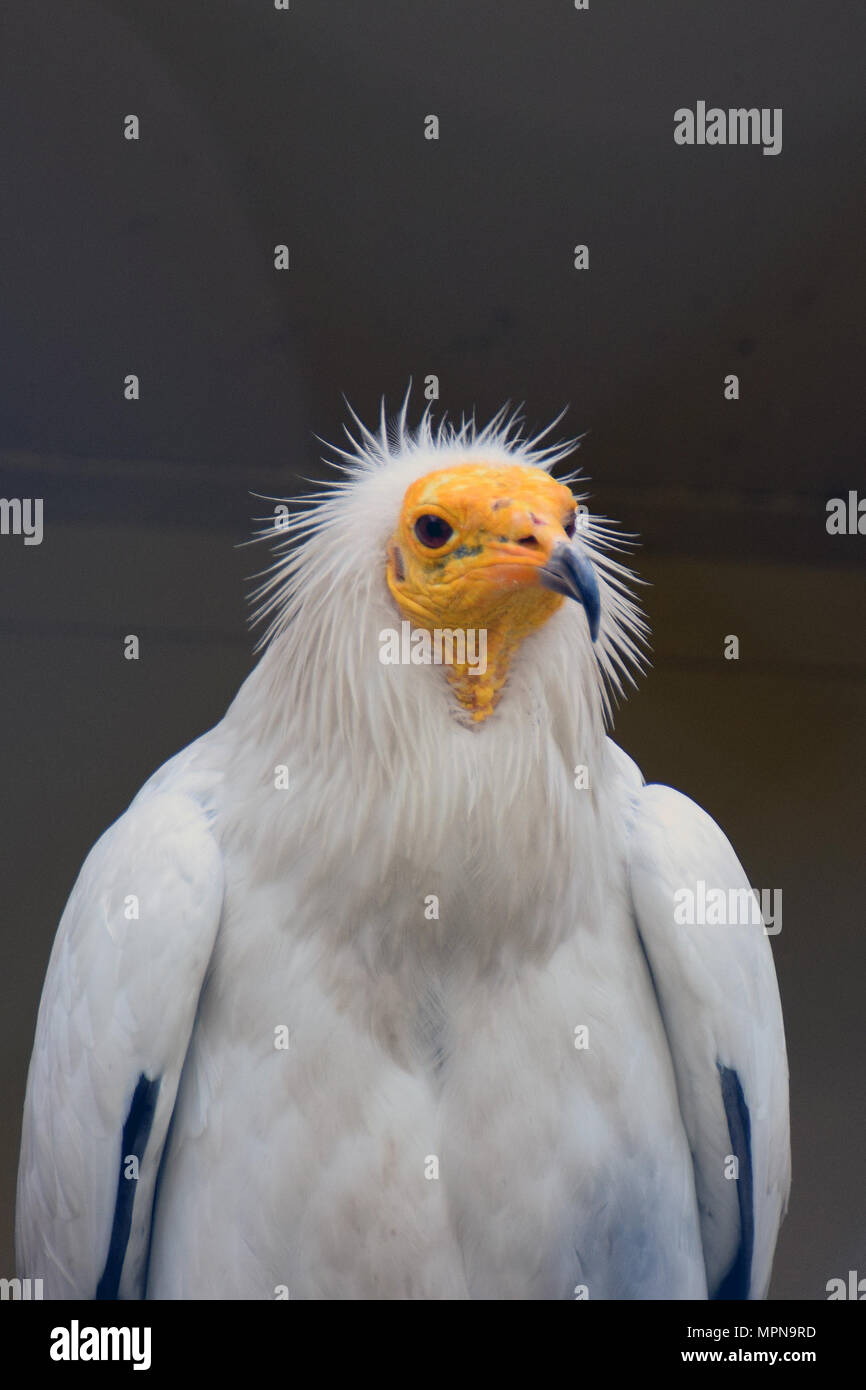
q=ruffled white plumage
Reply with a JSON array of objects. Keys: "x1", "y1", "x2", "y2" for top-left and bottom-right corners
[{"x1": 16, "y1": 406, "x2": 789, "y2": 1299}]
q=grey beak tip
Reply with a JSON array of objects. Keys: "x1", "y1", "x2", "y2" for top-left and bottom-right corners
[{"x1": 540, "y1": 542, "x2": 601, "y2": 643}]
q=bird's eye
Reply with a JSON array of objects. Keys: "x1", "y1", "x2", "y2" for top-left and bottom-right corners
[
  {"x1": 564, "y1": 511, "x2": 577, "y2": 539},
  {"x1": 414, "y1": 514, "x2": 454, "y2": 548}
]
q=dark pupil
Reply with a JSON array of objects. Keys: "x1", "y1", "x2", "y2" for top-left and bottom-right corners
[
  {"x1": 414, "y1": 514, "x2": 454, "y2": 548},
  {"x1": 564, "y1": 512, "x2": 577, "y2": 538}
]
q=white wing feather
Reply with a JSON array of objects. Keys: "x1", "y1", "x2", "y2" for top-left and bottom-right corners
[
  {"x1": 16, "y1": 781, "x2": 223, "y2": 1298},
  {"x1": 627, "y1": 778, "x2": 790, "y2": 1298}
]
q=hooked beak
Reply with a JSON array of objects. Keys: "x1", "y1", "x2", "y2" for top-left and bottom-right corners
[{"x1": 539, "y1": 541, "x2": 601, "y2": 642}]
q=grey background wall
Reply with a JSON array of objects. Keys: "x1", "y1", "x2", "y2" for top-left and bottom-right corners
[{"x1": 1, "y1": 0, "x2": 864, "y2": 1299}]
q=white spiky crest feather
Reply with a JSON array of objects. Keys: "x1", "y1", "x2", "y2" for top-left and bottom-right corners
[{"x1": 217, "y1": 400, "x2": 649, "y2": 921}]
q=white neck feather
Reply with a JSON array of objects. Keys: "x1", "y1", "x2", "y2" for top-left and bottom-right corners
[{"x1": 216, "y1": 406, "x2": 646, "y2": 965}]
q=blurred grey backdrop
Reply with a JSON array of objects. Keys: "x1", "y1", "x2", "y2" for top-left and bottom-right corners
[{"x1": 1, "y1": 0, "x2": 864, "y2": 1299}]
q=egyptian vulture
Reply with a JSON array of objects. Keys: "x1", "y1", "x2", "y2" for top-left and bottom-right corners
[{"x1": 17, "y1": 403, "x2": 790, "y2": 1300}]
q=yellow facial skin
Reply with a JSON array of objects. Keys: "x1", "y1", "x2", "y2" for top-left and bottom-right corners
[{"x1": 386, "y1": 462, "x2": 578, "y2": 722}]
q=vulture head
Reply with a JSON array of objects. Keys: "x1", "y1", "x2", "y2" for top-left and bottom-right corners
[
  {"x1": 247, "y1": 399, "x2": 645, "y2": 758},
  {"x1": 385, "y1": 459, "x2": 601, "y2": 722}
]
